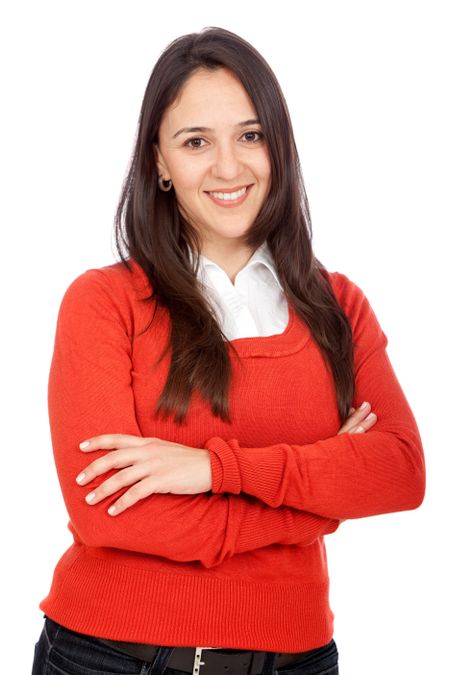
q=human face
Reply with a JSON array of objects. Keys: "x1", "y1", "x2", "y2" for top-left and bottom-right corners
[{"x1": 153, "y1": 68, "x2": 272, "y2": 257}]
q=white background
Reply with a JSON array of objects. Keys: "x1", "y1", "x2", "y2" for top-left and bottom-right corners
[{"x1": 1, "y1": 2, "x2": 448, "y2": 673}]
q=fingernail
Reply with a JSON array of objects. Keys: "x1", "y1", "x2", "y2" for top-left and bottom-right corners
[
  {"x1": 359, "y1": 402, "x2": 368, "y2": 410},
  {"x1": 366, "y1": 412, "x2": 376, "y2": 421},
  {"x1": 85, "y1": 492, "x2": 96, "y2": 503},
  {"x1": 355, "y1": 426, "x2": 365, "y2": 433},
  {"x1": 80, "y1": 441, "x2": 90, "y2": 449},
  {"x1": 108, "y1": 505, "x2": 117, "y2": 515},
  {"x1": 76, "y1": 472, "x2": 86, "y2": 484}
]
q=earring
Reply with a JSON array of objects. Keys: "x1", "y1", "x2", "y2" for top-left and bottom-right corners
[{"x1": 158, "y1": 175, "x2": 173, "y2": 192}]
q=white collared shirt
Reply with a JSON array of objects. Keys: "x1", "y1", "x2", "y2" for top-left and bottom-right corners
[{"x1": 189, "y1": 240, "x2": 289, "y2": 340}]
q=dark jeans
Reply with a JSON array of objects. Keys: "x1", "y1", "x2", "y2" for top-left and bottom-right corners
[{"x1": 31, "y1": 614, "x2": 339, "y2": 675}]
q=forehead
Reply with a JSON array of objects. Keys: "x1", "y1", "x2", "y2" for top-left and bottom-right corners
[{"x1": 160, "y1": 68, "x2": 257, "y2": 131}]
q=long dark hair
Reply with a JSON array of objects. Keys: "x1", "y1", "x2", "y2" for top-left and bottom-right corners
[{"x1": 113, "y1": 26, "x2": 355, "y2": 426}]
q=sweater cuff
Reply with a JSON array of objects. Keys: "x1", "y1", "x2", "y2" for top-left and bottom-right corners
[{"x1": 204, "y1": 436, "x2": 242, "y2": 494}]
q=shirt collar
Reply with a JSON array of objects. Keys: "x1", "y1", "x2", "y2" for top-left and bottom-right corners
[
  {"x1": 188, "y1": 240, "x2": 283, "y2": 292},
  {"x1": 243, "y1": 241, "x2": 283, "y2": 291}
]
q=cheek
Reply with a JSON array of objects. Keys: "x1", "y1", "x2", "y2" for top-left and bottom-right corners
[
  {"x1": 252, "y1": 150, "x2": 271, "y2": 182},
  {"x1": 171, "y1": 156, "x2": 205, "y2": 189}
]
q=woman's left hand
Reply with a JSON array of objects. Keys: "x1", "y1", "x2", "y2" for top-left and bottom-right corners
[{"x1": 75, "y1": 434, "x2": 212, "y2": 516}]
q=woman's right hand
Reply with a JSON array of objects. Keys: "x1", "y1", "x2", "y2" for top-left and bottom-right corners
[{"x1": 337, "y1": 402, "x2": 377, "y2": 435}]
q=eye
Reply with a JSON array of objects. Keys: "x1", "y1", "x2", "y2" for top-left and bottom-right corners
[
  {"x1": 183, "y1": 130, "x2": 264, "y2": 150},
  {"x1": 242, "y1": 131, "x2": 264, "y2": 143},
  {"x1": 184, "y1": 137, "x2": 207, "y2": 149}
]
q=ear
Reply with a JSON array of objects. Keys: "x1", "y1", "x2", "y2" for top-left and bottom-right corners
[{"x1": 153, "y1": 143, "x2": 169, "y2": 177}]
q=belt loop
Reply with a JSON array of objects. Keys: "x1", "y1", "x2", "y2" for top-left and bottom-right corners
[
  {"x1": 249, "y1": 650, "x2": 268, "y2": 675},
  {"x1": 147, "y1": 645, "x2": 175, "y2": 674},
  {"x1": 260, "y1": 650, "x2": 276, "y2": 675}
]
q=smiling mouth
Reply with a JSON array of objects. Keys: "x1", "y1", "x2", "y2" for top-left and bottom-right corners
[{"x1": 205, "y1": 184, "x2": 253, "y2": 206}]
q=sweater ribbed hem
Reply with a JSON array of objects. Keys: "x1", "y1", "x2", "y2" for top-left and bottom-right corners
[{"x1": 39, "y1": 544, "x2": 334, "y2": 653}]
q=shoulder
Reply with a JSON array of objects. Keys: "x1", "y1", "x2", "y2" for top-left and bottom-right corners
[
  {"x1": 63, "y1": 257, "x2": 148, "y2": 294},
  {"x1": 56, "y1": 258, "x2": 153, "y2": 335},
  {"x1": 60, "y1": 258, "x2": 151, "y2": 303},
  {"x1": 324, "y1": 269, "x2": 366, "y2": 311},
  {"x1": 321, "y1": 268, "x2": 388, "y2": 349}
]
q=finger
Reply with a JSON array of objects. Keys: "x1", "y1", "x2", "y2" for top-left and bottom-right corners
[
  {"x1": 338, "y1": 425, "x2": 363, "y2": 435},
  {"x1": 84, "y1": 464, "x2": 150, "y2": 506},
  {"x1": 350, "y1": 425, "x2": 366, "y2": 434},
  {"x1": 348, "y1": 412, "x2": 378, "y2": 434},
  {"x1": 338, "y1": 403, "x2": 376, "y2": 435},
  {"x1": 338, "y1": 407, "x2": 365, "y2": 435},
  {"x1": 76, "y1": 448, "x2": 145, "y2": 485},
  {"x1": 352, "y1": 402, "x2": 371, "y2": 417},
  {"x1": 107, "y1": 476, "x2": 156, "y2": 516},
  {"x1": 79, "y1": 434, "x2": 130, "y2": 452},
  {"x1": 79, "y1": 434, "x2": 153, "y2": 452},
  {"x1": 342, "y1": 402, "x2": 372, "y2": 428}
]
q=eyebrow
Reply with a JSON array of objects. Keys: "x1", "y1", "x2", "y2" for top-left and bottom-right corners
[{"x1": 172, "y1": 118, "x2": 261, "y2": 140}]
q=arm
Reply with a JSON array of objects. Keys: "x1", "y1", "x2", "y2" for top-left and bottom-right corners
[
  {"x1": 47, "y1": 267, "x2": 340, "y2": 569},
  {"x1": 204, "y1": 272, "x2": 426, "y2": 520}
]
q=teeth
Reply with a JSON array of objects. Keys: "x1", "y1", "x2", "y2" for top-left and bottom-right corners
[{"x1": 208, "y1": 186, "x2": 247, "y2": 200}]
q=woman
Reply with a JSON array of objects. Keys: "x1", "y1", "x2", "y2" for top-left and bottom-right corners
[{"x1": 31, "y1": 26, "x2": 426, "y2": 675}]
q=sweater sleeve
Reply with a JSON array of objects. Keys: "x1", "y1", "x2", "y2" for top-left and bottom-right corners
[
  {"x1": 47, "y1": 267, "x2": 340, "y2": 570},
  {"x1": 204, "y1": 272, "x2": 426, "y2": 520}
]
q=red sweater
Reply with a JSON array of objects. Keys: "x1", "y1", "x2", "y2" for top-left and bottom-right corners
[{"x1": 39, "y1": 259, "x2": 426, "y2": 652}]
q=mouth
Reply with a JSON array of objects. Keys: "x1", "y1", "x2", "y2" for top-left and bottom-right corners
[{"x1": 204, "y1": 184, "x2": 253, "y2": 208}]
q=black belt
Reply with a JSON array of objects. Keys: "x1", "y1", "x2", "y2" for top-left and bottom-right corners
[{"x1": 96, "y1": 637, "x2": 325, "y2": 674}]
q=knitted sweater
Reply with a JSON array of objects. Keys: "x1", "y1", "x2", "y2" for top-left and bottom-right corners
[{"x1": 39, "y1": 258, "x2": 426, "y2": 652}]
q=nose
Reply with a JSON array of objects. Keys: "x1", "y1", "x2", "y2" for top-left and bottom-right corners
[{"x1": 210, "y1": 140, "x2": 244, "y2": 180}]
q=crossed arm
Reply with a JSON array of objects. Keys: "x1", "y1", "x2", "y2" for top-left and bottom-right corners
[
  {"x1": 48, "y1": 268, "x2": 425, "y2": 568},
  {"x1": 48, "y1": 268, "x2": 341, "y2": 569}
]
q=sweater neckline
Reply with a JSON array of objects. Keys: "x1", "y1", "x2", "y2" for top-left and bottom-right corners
[
  {"x1": 127, "y1": 258, "x2": 311, "y2": 359},
  {"x1": 225, "y1": 301, "x2": 311, "y2": 358}
]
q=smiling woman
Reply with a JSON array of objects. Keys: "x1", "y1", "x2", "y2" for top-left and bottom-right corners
[
  {"x1": 31, "y1": 25, "x2": 425, "y2": 675},
  {"x1": 153, "y1": 67, "x2": 272, "y2": 267}
]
